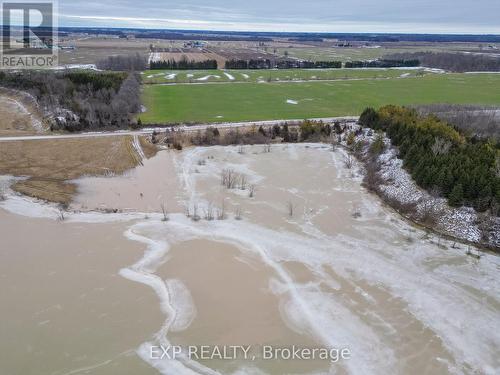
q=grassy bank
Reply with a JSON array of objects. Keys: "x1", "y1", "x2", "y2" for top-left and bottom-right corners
[
  {"x1": 141, "y1": 73, "x2": 500, "y2": 124},
  {"x1": 0, "y1": 136, "x2": 156, "y2": 205}
]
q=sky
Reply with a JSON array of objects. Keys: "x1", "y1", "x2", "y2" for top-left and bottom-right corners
[{"x1": 6, "y1": 0, "x2": 500, "y2": 34}]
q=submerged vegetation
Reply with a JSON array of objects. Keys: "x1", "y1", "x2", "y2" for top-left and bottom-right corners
[{"x1": 359, "y1": 105, "x2": 500, "y2": 214}]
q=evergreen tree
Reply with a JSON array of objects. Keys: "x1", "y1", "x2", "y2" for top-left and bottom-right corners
[{"x1": 449, "y1": 184, "x2": 464, "y2": 206}]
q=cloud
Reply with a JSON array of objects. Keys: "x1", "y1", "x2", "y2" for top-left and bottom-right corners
[{"x1": 52, "y1": 0, "x2": 500, "y2": 34}]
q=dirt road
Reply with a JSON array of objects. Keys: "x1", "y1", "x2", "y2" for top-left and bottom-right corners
[{"x1": 0, "y1": 117, "x2": 358, "y2": 142}]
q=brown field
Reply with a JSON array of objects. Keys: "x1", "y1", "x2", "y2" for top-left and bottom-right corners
[
  {"x1": 0, "y1": 136, "x2": 157, "y2": 204},
  {"x1": 0, "y1": 91, "x2": 45, "y2": 136},
  {"x1": 58, "y1": 37, "x2": 187, "y2": 65},
  {"x1": 151, "y1": 50, "x2": 227, "y2": 68}
]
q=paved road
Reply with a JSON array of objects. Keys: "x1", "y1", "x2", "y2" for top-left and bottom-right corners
[{"x1": 0, "y1": 117, "x2": 359, "y2": 142}]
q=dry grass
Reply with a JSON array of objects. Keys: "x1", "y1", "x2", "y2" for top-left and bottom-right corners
[
  {"x1": 0, "y1": 91, "x2": 45, "y2": 136},
  {"x1": 139, "y1": 136, "x2": 159, "y2": 158},
  {"x1": 13, "y1": 178, "x2": 77, "y2": 205},
  {"x1": 0, "y1": 136, "x2": 158, "y2": 204}
]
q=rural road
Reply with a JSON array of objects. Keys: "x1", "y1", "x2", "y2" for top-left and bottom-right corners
[{"x1": 0, "y1": 117, "x2": 359, "y2": 142}]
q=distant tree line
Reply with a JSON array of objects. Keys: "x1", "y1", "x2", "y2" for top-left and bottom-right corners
[
  {"x1": 96, "y1": 53, "x2": 148, "y2": 71},
  {"x1": 384, "y1": 52, "x2": 500, "y2": 72},
  {"x1": 413, "y1": 104, "x2": 500, "y2": 141},
  {"x1": 0, "y1": 70, "x2": 141, "y2": 131},
  {"x1": 344, "y1": 59, "x2": 420, "y2": 68},
  {"x1": 359, "y1": 105, "x2": 500, "y2": 213},
  {"x1": 150, "y1": 57, "x2": 218, "y2": 70},
  {"x1": 224, "y1": 59, "x2": 342, "y2": 69},
  {"x1": 224, "y1": 59, "x2": 273, "y2": 69}
]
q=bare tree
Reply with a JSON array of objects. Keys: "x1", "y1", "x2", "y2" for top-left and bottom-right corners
[
  {"x1": 221, "y1": 168, "x2": 238, "y2": 189},
  {"x1": 57, "y1": 209, "x2": 65, "y2": 221},
  {"x1": 248, "y1": 184, "x2": 255, "y2": 198},
  {"x1": 96, "y1": 53, "x2": 148, "y2": 71},
  {"x1": 431, "y1": 137, "x2": 452, "y2": 156},
  {"x1": 191, "y1": 203, "x2": 201, "y2": 221},
  {"x1": 204, "y1": 202, "x2": 214, "y2": 221},
  {"x1": 216, "y1": 200, "x2": 226, "y2": 220},
  {"x1": 239, "y1": 174, "x2": 247, "y2": 190},
  {"x1": 234, "y1": 207, "x2": 243, "y2": 220},
  {"x1": 286, "y1": 201, "x2": 296, "y2": 218},
  {"x1": 343, "y1": 154, "x2": 354, "y2": 169},
  {"x1": 161, "y1": 203, "x2": 169, "y2": 221}
]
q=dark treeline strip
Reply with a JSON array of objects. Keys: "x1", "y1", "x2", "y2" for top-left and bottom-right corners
[
  {"x1": 384, "y1": 52, "x2": 500, "y2": 72},
  {"x1": 224, "y1": 59, "x2": 342, "y2": 69},
  {"x1": 96, "y1": 53, "x2": 148, "y2": 71},
  {"x1": 0, "y1": 70, "x2": 141, "y2": 131},
  {"x1": 359, "y1": 106, "x2": 500, "y2": 213},
  {"x1": 344, "y1": 59, "x2": 420, "y2": 68},
  {"x1": 150, "y1": 58, "x2": 217, "y2": 70}
]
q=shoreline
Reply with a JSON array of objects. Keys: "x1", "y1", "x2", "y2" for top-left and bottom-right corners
[{"x1": 1, "y1": 133, "x2": 497, "y2": 252}]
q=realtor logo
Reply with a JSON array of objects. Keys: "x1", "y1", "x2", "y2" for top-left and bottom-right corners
[{"x1": 1, "y1": 1, "x2": 58, "y2": 68}]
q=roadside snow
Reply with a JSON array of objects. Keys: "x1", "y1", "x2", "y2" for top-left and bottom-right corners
[
  {"x1": 286, "y1": 99, "x2": 298, "y2": 105},
  {"x1": 132, "y1": 135, "x2": 146, "y2": 162},
  {"x1": 223, "y1": 72, "x2": 235, "y2": 80}
]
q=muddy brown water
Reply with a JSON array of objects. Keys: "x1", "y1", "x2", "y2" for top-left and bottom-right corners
[{"x1": 1, "y1": 144, "x2": 499, "y2": 375}]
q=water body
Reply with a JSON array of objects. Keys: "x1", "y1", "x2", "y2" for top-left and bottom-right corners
[{"x1": 1, "y1": 144, "x2": 498, "y2": 375}]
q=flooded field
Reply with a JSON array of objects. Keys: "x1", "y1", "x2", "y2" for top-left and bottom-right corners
[{"x1": 1, "y1": 144, "x2": 499, "y2": 375}]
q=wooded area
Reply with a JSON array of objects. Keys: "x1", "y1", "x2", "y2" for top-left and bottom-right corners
[
  {"x1": 384, "y1": 52, "x2": 500, "y2": 72},
  {"x1": 150, "y1": 57, "x2": 218, "y2": 70},
  {"x1": 344, "y1": 59, "x2": 420, "y2": 68},
  {"x1": 0, "y1": 71, "x2": 141, "y2": 131},
  {"x1": 359, "y1": 105, "x2": 500, "y2": 213},
  {"x1": 96, "y1": 53, "x2": 148, "y2": 71},
  {"x1": 224, "y1": 59, "x2": 342, "y2": 69}
]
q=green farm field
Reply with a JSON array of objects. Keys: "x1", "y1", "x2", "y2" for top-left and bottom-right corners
[
  {"x1": 140, "y1": 73, "x2": 500, "y2": 124},
  {"x1": 141, "y1": 68, "x2": 427, "y2": 84}
]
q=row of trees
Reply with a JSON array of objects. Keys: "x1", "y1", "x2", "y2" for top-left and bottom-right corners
[
  {"x1": 359, "y1": 106, "x2": 500, "y2": 213},
  {"x1": 159, "y1": 120, "x2": 352, "y2": 150},
  {"x1": 384, "y1": 52, "x2": 500, "y2": 72},
  {"x1": 0, "y1": 70, "x2": 141, "y2": 131},
  {"x1": 344, "y1": 59, "x2": 420, "y2": 68},
  {"x1": 224, "y1": 59, "x2": 343, "y2": 70},
  {"x1": 150, "y1": 58, "x2": 218, "y2": 70},
  {"x1": 96, "y1": 53, "x2": 148, "y2": 71},
  {"x1": 225, "y1": 59, "x2": 274, "y2": 69}
]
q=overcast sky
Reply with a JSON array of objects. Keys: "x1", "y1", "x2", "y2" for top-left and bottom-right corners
[{"x1": 10, "y1": 0, "x2": 500, "y2": 34}]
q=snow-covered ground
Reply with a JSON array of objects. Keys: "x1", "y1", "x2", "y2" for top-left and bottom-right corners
[{"x1": 340, "y1": 124, "x2": 499, "y2": 249}]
